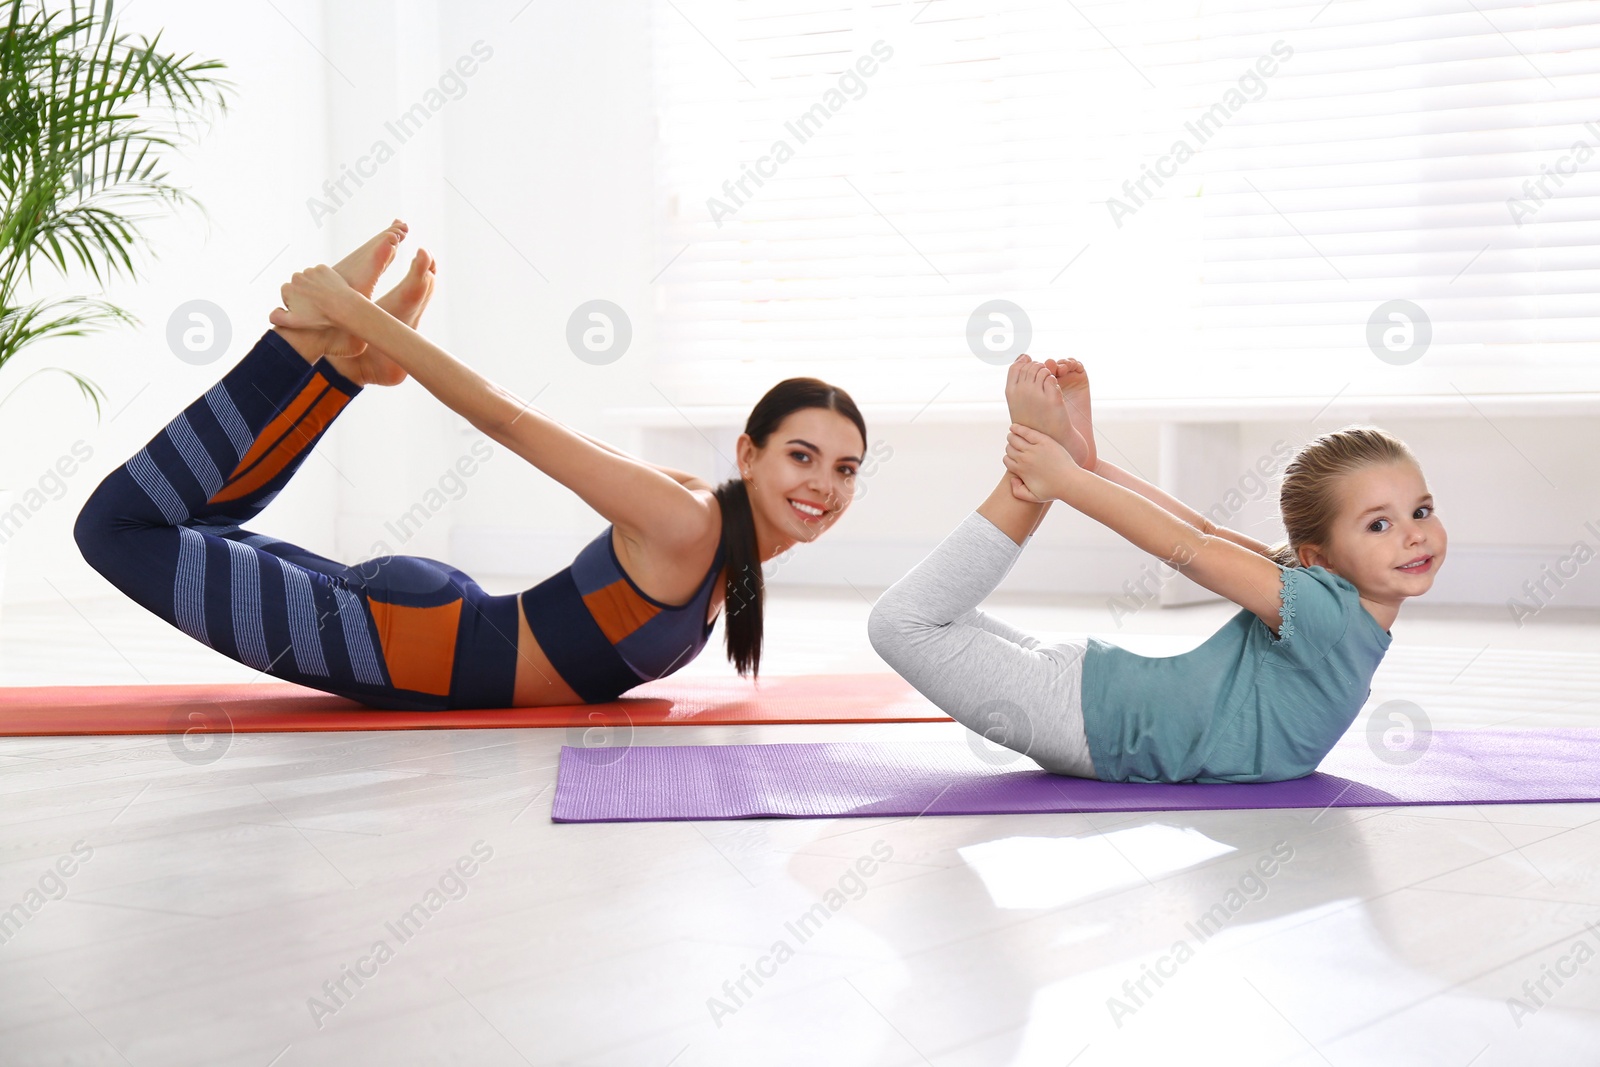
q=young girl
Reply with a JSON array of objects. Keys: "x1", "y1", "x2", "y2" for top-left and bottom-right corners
[
  {"x1": 74, "y1": 222, "x2": 868, "y2": 711},
  {"x1": 868, "y1": 355, "x2": 1446, "y2": 784}
]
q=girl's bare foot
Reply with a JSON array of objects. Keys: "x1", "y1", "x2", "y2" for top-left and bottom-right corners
[
  {"x1": 1006, "y1": 355, "x2": 1092, "y2": 468},
  {"x1": 1046, "y1": 357, "x2": 1098, "y2": 472},
  {"x1": 271, "y1": 219, "x2": 408, "y2": 363},
  {"x1": 328, "y1": 249, "x2": 436, "y2": 387}
]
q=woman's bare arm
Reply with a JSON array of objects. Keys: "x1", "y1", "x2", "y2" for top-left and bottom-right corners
[
  {"x1": 569, "y1": 428, "x2": 714, "y2": 493},
  {"x1": 305, "y1": 285, "x2": 713, "y2": 548}
]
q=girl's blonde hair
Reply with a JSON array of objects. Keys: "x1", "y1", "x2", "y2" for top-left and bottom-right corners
[{"x1": 1266, "y1": 425, "x2": 1419, "y2": 570}]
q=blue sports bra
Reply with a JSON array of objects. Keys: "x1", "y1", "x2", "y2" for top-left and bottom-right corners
[{"x1": 520, "y1": 524, "x2": 728, "y2": 703}]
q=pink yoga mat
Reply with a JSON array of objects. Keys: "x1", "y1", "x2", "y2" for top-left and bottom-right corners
[{"x1": 550, "y1": 728, "x2": 1600, "y2": 821}]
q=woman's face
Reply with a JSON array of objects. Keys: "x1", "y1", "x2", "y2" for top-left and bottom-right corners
[{"x1": 737, "y1": 408, "x2": 865, "y2": 553}]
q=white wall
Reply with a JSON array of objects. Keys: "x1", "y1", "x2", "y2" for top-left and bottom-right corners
[
  {"x1": 2, "y1": 0, "x2": 1596, "y2": 626},
  {"x1": 0, "y1": 0, "x2": 342, "y2": 607},
  {"x1": 435, "y1": 0, "x2": 666, "y2": 589}
]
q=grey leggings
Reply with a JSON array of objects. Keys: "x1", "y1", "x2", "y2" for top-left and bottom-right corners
[{"x1": 867, "y1": 510, "x2": 1098, "y2": 779}]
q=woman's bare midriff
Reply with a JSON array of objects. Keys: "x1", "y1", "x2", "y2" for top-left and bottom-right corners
[
  {"x1": 509, "y1": 526, "x2": 728, "y2": 708},
  {"x1": 508, "y1": 508, "x2": 729, "y2": 710},
  {"x1": 511, "y1": 597, "x2": 587, "y2": 707}
]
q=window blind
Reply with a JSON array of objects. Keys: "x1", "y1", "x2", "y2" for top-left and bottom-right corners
[{"x1": 651, "y1": 0, "x2": 1600, "y2": 406}]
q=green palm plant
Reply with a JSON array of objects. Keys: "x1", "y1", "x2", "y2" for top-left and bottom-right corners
[{"x1": 0, "y1": 0, "x2": 232, "y2": 421}]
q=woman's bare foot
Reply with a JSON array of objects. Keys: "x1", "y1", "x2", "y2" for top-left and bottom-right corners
[
  {"x1": 271, "y1": 220, "x2": 408, "y2": 363},
  {"x1": 1046, "y1": 357, "x2": 1098, "y2": 472},
  {"x1": 1006, "y1": 354, "x2": 1092, "y2": 469},
  {"x1": 327, "y1": 249, "x2": 436, "y2": 387}
]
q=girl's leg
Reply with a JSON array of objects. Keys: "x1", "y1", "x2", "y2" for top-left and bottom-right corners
[{"x1": 867, "y1": 503, "x2": 1096, "y2": 778}]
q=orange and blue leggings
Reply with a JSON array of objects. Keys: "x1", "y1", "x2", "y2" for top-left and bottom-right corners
[{"x1": 73, "y1": 329, "x2": 520, "y2": 710}]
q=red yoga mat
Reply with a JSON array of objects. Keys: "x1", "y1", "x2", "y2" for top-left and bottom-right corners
[{"x1": 0, "y1": 673, "x2": 950, "y2": 738}]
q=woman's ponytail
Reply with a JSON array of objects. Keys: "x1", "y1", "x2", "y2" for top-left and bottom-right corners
[{"x1": 712, "y1": 477, "x2": 764, "y2": 678}]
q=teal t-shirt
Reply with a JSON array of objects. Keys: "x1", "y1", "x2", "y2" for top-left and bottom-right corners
[{"x1": 1079, "y1": 564, "x2": 1393, "y2": 784}]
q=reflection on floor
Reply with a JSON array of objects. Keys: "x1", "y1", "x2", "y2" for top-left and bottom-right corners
[{"x1": 2, "y1": 586, "x2": 1598, "y2": 1065}]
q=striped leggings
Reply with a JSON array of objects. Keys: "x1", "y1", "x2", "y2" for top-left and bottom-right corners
[{"x1": 73, "y1": 329, "x2": 521, "y2": 710}]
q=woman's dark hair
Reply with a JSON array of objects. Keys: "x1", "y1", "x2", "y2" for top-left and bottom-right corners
[{"x1": 712, "y1": 378, "x2": 867, "y2": 679}]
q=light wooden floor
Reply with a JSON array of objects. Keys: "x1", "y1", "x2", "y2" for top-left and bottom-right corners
[{"x1": 2, "y1": 586, "x2": 1599, "y2": 1066}]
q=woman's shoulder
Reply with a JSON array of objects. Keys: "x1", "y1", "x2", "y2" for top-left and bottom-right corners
[
  {"x1": 647, "y1": 486, "x2": 726, "y2": 569},
  {"x1": 623, "y1": 484, "x2": 722, "y2": 555},
  {"x1": 608, "y1": 489, "x2": 727, "y2": 606},
  {"x1": 685, "y1": 485, "x2": 725, "y2": 545}
]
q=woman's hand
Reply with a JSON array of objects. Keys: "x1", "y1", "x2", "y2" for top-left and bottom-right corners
[
  {"x1": 268, "y1": 264, "x2": 360, "y2": 333},
  {"x1": 1003, "y1": 422, "x2": 1080, "y2": 503}
]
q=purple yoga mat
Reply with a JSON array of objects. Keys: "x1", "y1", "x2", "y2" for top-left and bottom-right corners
[{"x1": 550, "y1": 728, "x2": 1600, "y2": 822}]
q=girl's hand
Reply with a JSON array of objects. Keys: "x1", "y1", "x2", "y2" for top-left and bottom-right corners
[
  {"x1": 268, "y1": 264, "x2": 358, "y2": 332},
  {"x1": 1008, "y1": 474, "x2": 1048, "y2": 504},
  {"x1": 1003, "y1": 422, "x2": 1080, "y2": 503}
]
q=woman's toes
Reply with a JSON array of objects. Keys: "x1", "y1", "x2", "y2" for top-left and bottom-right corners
[
  {"x1": 400, "y1": 249, "x2": 433, "y2": 299},
  {"x1": 373, "y1": 249, "x2": 436, "y2": 328},
  {"x1": 332, "y1": 222, "x2": 408, "y2": 297}
]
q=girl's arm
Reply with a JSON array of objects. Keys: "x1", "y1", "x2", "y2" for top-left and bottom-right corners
[
  {"x1": 1092, "y1": 458, "x2": 1274, "y2": 557},
  {"x1": 292, "y1": 282, "x2": 714, "y2": 550},
  {"x1": 1004, "y1": 425, "x2": 1292, "y2": 639},
  {"x1": 1055, "y1": 462, "x2": 1289, "y2": 636}
]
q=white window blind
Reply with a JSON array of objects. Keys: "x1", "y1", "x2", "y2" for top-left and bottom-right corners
[{"x1": 651, "y1": 0, "x2": 1600, "y2": 407}]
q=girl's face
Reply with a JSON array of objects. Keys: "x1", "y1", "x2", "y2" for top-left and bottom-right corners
[
  {"x1": 1301, "y1": 460, "x2": 1447, "y2": 604},
  {"x1": 737, "y1": 408, "x2": 865, "y2": 557}
]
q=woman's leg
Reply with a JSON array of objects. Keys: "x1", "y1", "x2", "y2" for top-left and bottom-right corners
[
  {"x1": 867, "y1": 490, "x2": 1096, "y2": 778},
  {"x1": 70, "y1": 231, "x2": 519, "y2": 710},
  {"x1": 73, "y1": 324, "x2": 518, "y2": 710},
  {"x1": 72, "y1": 328, "x2": 406, "y2": 694}
]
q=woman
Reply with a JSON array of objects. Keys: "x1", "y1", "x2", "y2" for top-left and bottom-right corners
[{"x1": 74, "y1": 221, "x2": 869, "y2": 710}]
